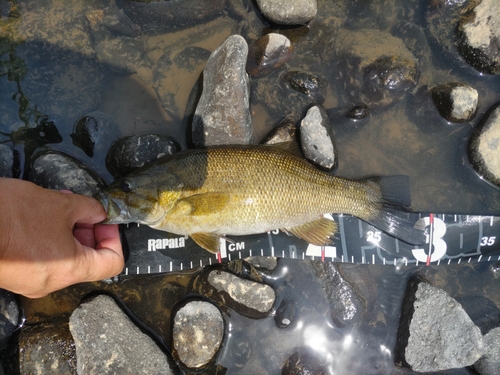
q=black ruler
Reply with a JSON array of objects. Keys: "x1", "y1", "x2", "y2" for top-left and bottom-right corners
[{"x1": 119, "y1": 213, "x2": 500, "y2": 276}]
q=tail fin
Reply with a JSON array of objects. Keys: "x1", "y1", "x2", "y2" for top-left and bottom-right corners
[{"x1": 364, "y1": 176, "x2": 426, "y2": 245}]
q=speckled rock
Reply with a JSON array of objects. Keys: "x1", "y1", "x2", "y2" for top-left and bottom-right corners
[
  {"x1": 474, "y1": 327, "x2": 500, "y2": 375},
  {"x1": 106, "y1": 133, "x2": 180, "y2": 177},
  {"x1": 69, "y1": 295, "x2": 175, "y2": 375},
  {"x1": 0, "y1": 144, "x2": 17, "y2": 178},
  {"x1": 468, "y1": 102, "x2": 500, "y2": 187},
  {"x1": 282, "y1": 349, "x2": 329, "y2": 375},
  {"x1": 395, "y1": 279, "x2": 483, "y2": 372},
  {"x1": 283, "y1": 70, "x2": 327, "y2": 104},
  {"x1": 247, "y1": 33, "x2": 293, "y2": 78},
  {"x1": 300, "y1": 105, "x2": 336, "y2": 170},
  {"x1": 458, "y1": 0, "x2": 500, "y2": 74},
  {"x1": 0, "y1": 289, "x2": 19, "y2": 346},
  {"x1": 255, "y1": 0, "x2": 317, "y2": 25},
  {"x1": 28, "y1": 151, "x2": 105, "y2": 196},
  {"x1": 19, "y1": 323, "x2": 76, "y2": 375},
  {"x1": 172, "y1": 300, "x2": 224, "y2": 369},
  {"x1": 430, "y1": 83, "x2": 478, "y2": 123},
  {"x1": 192, "y1": 35, "x2": 252, "y2": 147}
]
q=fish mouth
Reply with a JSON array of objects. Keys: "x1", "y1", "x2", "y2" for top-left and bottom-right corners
[{"x1": 94, "y1": 191, "x2": 130, "y2": 224}]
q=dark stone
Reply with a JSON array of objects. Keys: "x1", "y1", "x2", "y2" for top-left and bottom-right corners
[
  {"x1": 19, "y1": 323, "x2": 76, "y2": 375},
  {"x1": 247, "y1": 33, "x2": 293, "y2": 78},
  {"x1": 456, "y1": 295, "x2": 500, "y2": 335},
  {"x1": 346, "y1": 104, "x2": 370, "y2": 121},
  {"x1": 430, "y1": 82, "x2": 478, "y2": 123},
  {"x1": 28, "y1": 151, "x2": 106, "y2": 196},
  {"x1": 106, "y1": 133, "x2": 179, "y2": 177},
  {"x1": 116, "y1": 0, "x2": 225, "y2": 33},
  {"x1": 0, "y1": 289, "x2": 20, "y2": 347},
  {"x1": 69, "y1": 294, "x2": 175, "y2": 374},
  {"x1": 9, "y1": 116, "x2": 62, "y2": 158},
  {"x1": 192, "y1": 35, "x2": 252, "y2": 147},
  {"x1": 0, "y1": 144, "x2": 19, "y2": 178},
  {"x1": 274, "y1": 298, "x2": 296, "y2": 328},
  {"x1": 172, "y1": 300, "x2": 224, "y2": 369},
  {"x1": 262, "y1": 117, "x2": 297, "y2": 144},
  {"x1": 283, "y1": 70, "x2": 327, "y2": 104},
  {"x1": 281, "y1": 349, "x2": 329, "y2": 375}
]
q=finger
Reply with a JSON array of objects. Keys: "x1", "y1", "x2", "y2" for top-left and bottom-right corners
[
  {"x1": 74, "y1": 226, "x2": 97, "y2": 248},
  {"x1": 77, "y1": 244, "x2": 125, "y2": 282},
  {"x1": 65, "y1": 194, "x2": 107, "y2": 224}
]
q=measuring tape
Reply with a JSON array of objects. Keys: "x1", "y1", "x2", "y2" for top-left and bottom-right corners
[{"x1": 119, "y1": 213, "x2": 500, "y2": 276}]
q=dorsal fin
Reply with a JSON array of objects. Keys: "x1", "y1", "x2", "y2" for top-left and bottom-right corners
[{"x1": 266, "y1": 141, "x2": 303, "y2": 157}]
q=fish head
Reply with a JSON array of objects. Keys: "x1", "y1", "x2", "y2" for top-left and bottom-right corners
[{"x1": 95, "y1": 169, "x2": 183, "y2": 226}]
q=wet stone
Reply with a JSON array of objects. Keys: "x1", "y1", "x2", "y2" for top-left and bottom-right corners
[
  {"x1": 172, "y1": 300, "x2": 224, "y2": 369},
  {"x1": 0, "y1": 144, "x2": 17, "y2": 178},
  {"x1": 284, "y1": 70, "x2": 327, "y2": 104},
  {"x1": 244, "y1": 256, "x2": 278, "y2": 272},
  {"x1": 458, "y1": 0, "x2": 500, "y2": 75},
  {"x1": 300, "y1": 105, "x2": 336, "y2": 171},
  {"x1": 0, "y1": 289, "x2": 19, "y2": 346},
  {"x1": 106, "y1": 133, "x2": 180, "y2": 177},
  {"x1": 262, "y1": 117, "x2": 297, "y2": 144},
  {"x1": 281, "y1": 348, "x2": 329, "y2": 375},
  {"x1": 255, "y1": 0, "x2": 317, "y2": 25},
  {"x1": 19, "y1": 323, "x2": 76, "y2": 375},
  {"x1": 208, "y1": 270, "x2": 275, "y2": 313},
  {"x1": 274, "y1": 298, "x2": 296, "y2": 328},
  {"x1": 346, "y1": 104, "x2": 370, "y2": 121},
  {"x1": 69, "y1": 294, "x2": 175, "y2": 375},
  {"x1": 468, "y1": 102, "x2": 500, "y2": 187},
  {"x1": 430, "y1": 83, "x2": 478, "y2": 123},
  {"x1": 192, "y1": 35, "x2": 252, "y2": 147},
  {"x1": 395, "y1": 279, "x2": 484, "y2": 372},
  {"x1": 247, "y1": 33, "x2": 293, "y2": 78},
  {"x1": 28, "y1": 151, "x2": 105, "y2": 196},
  {"x1": 474, "y1": 327, "x2": 500, "y2": 375}
]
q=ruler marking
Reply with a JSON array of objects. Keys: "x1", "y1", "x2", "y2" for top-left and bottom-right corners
[
  {"x1": 249, "y1": 249, "x2": 252, "y2": 257},
  {"x1": 372, "y1": 254, "x2": 375, "y2": 265},
  {"x1": 478, "y1": 255, "x2": 483, "y2": 262},
  {"x1": 468, "y1": 257, "x2": 471, "y2": 263},
  {"x1": 125, "y1": 268, "x2": 128, "y2": 276},
  {"x1": 282, "y1": 250, "x2": 285, "y2": 258},
  {"x1": 437, "y1": 259, "x2": 441, "y2": 266},
  {"x1": 460, "y1": 233, "x2": 463, "y2": 249},
  {"x1": 488, "y1": 256, "x2": 491, "y2": 262},
  {"x1": 448, "y1": 259, "x2": 451, "y2": 265},
  {"x1": 239, "y1": 252, "x2": 242, "y2": 259},
  {"x1": 491, "y1": 216, "x2": 494, "y2": 226},
  {"x1": 170, "y1": 261, "x2": 172, "y2": 272},
  {"x1": 383, "y1": 257, "x2": 386, "y2": 265},
  {"x1": 358, "y1": 220, "x2": 363, "y2": 238},
  {"x1": 180, "y1": 263, "x2": 183, "y2": 271},
  {"x1": 148, "y1": 266, "x2": 150, "y2": 274},
  {"x1": 209, "y1": 258, "x2": 212, "y2": 265},
  {"x1": 159, "y1": 265, "x2": 162, "y2": 273},
  {"x1": 339, "y1": 215, "x2": 349, "y2": 263},
  {"x1": 190, "y1": 261, "x2": 193, "y2": 269},
  {"x1": 137, "y1": 266, "x2": 139, "y2": 275}
]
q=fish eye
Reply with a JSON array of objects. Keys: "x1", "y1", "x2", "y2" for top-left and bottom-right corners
[{"x1": 120, "y1": 181, "x2": 132, "y2": 193}]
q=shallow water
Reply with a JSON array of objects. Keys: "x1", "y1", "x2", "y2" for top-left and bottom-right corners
[{"x1": 1, "y1": 0, "x2": 500, "y2": 374}]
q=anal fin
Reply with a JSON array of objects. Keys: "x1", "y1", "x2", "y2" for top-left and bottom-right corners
[
  {"x1": 284, "y1": 217, "x2": 337, "y2": 246},
  {"x1": 191, "y1": 232, "x2": 222, "y2": 254}
]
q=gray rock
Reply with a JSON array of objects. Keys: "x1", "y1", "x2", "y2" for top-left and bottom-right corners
[
  {"x1": 255, "y1": 0, "x2": 317, "y2": 25},
  {"x1": 262, "y1": 117, "x2": 297, "y2": 144},
  {"x1": 208, "y1": 270, "x2": 275, "y2": 313},
  {"x1": 192, "y1": 35, "x2": 252, "y2": 147},
  {"x1": 244, "y1": 256, "x2": 278, "y2": 271},
  {"x1": 468, "y1": 102, "x2": 500, "y2": 187},
  {"x1": 300, "y1": 105, "x2": 336, "y2": 170},
  {"x1": 474, "y1": 327, "x2": 500, "y2": 375},
  {"x1": 0, "y1": 144, "x2": 16, "y2": 178},
  {"x1": 19, "y1": 323, "x2": 76, "y2": 375},
  {"x1": 0, "y1": 289, "x2": 19, "y2": 345},
  {"x1": 397, "y1": 280, "x2": 483, "y2": 372},
  {"x1": 247, "y1": 33, "x2": 293, "y2": 78},
  {"x1": 431, "y1": 83, "x2": 478, "y2": 123},
  {"x1": 28, "y1": 151, "x2": 105, "y2": 196},
  {"x1": 458, "y1": 0, "x2": 500, "y2": 74},
  {"x1": 172, "y1": 300, "x2": 224, "y2": 369},
  {"x1": 69, "y1": 295, "x2": 175, "y2": 375},
  {"x1": 106, "y1": 133, "x2": 180, "y2": 178}
]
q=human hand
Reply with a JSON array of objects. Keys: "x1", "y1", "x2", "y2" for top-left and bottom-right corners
[{"x1": 0, "y1": 178, "x2": 124, "y2": 298}]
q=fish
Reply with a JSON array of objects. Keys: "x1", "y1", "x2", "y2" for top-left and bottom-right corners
[{"x1": 95, "y1": 143, "x2": 425, "y2": 253}]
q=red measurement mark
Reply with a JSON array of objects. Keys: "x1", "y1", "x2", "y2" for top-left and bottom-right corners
[
  {"x1": 217, "y1": 252, "x2": 222, "y2": 263},
  {"x1": 321, "y1": 246, "x2": 325, "y2": 262},
  {"x1": 426, "y1": 213, "x2": 434, "y2": 266}
]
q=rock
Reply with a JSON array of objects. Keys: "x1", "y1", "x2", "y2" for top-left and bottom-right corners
[
  {"x1": 300, "y1": 105, "x2": 336, "y2": 170},
  {"x1": 116, "y1": 0, "x2": 225, "y2": 33},
  {"x1": 9, "y1": 117, "x2": 62, "y2": 158},
  {"x1": 92, "y1": 6, "x2": 140, "y2": 38},
  {"x1": 192, "y1": 35, "x2": 252, "y2": 147},
  {"x1": 262, "y1": 117, "x2": 297, "y2": 144},
  {"x1": 281, "y1": 349, "x2": 329, "y2": 375},
  {"x1": 244, "y1": 256, "x2": 278, "y2": 272},
  {"x1": 247, "y1": 33, "x2": 293, "y2": 78},
  {"x1": 28, "y1": 151, "x2": 105, "y2": 196},
  {"x1": 283, "y1": 70, "x2": 327, "y2": 104},
  {"x1": 313, "y1": 262, "x2": 364, "y2": 328},
  {"x1": 474, "y1": 327, "x2": 500, "y2": 375},
  {"x1": 456, "y1": 295, "x2": 500, "y2": 335},
  {"x1": 457, "y1": 0, "x2": 500, "y2": 74},
  {"x1": 69, "y1": 294, "x2": 175, "y2": 375},
  {"x1": 345, "y1": 104, "x2": 370, "y2": 121},
  {"x1": 172, "y1": 300, "x2": 224, "y2": 369},
  {"x1": 153, "y1": 46, "x2": 211, "y2": 122},
  {"x1": 208, "y1": 269, "x2": 275, "y2": 314},
  {"x1": 19, "y1": 323, "x2": 76, "y2": 375},
  {"x1": 0, "y1": 289, "x2": 20, "y2": 347},
  {"x1": 274, "y1": 298, "x2": 296, "y2": 328},
  {"x1": 335, "y1": 29, "x2": 418, "y2": 110},
  {"x1": 468, "y1": 102, "x2": 500, "y2": 187},
  {"x1": 395, "y1": 278, "x2": 484, "y2": 372},
  {"x1": 106, "y1": 133, "x2": 180, "y2": 177},
  {"x1": 0, "y1": 144, "x2": 18, "y2": 178},
  {"x1": 430, "y1": 83, "x2": 478, "y2": 123},
  {"x1": 255, "y1": 0, "x2": 317, "y2": 25}
]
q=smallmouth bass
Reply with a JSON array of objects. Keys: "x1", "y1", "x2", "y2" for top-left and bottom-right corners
[{"x1": 95, "y1": 144, "x2": 424, "y2": 253}]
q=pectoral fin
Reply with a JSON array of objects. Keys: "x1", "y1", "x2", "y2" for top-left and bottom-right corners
[
  {"x1": 177, "y1": 193, "x2": 230, "y2": 216},
  {"x1": 191, "y1": 233, "x2": 222, "y2": 253},
  {"x1": 284, "y1": 217, "x2": 337, "y2": 246}
]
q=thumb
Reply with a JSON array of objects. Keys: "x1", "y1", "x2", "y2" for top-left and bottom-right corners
[{"x1": 64, "y1": 192, "x2": 107, "y2": 225}]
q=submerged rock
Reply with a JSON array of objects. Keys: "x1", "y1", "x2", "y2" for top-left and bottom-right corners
[
  {"x1": 468, "y1": 102, "x2": 500, "y2": 187},
  {"x1": 192, "y1": 35, "x2": 252, "y2": 147},
  {"x1": 0, "y1": 144, "x2": 17, "y2": 178},
  {"x1": 457, "y1": 0, "x2": 500, "y2": 74},
  {"x1": 172, "y1": 300, "x2": 224, "y2": 369},
  {"x1": 28, "y1": 151, "x2": 105, "y2": 196},
  {"x1": 0, "y1": 289, "x2": 19, "y2": 347},
  {"x1": 345, "y1": 104, "x2": 370, "y2": 121},
  {"x1": 69, "y1": 295, "x2": 175, "y2": 375},
  {"x1": 274, "y1": 298, "x2": 296, "y2": 328},
  {"x1": 106, "y1": 133, "x2": 180, "y2": 177},
  {"x1": 395, "y1": 278, "x2": 483, "y2": 372},
  {"x1": 262, "y1": 117, "x2": 297, "y2": 144},
  {"x1": 282, "y1": 348, "x2": 329, "y2": 375},
  {"x1": 19, "y1": 323, "x2": 76, "y2": 375},
  {"x1": 430, "y1": 82, "x2": 478, "y2": 123},
  {"x1": 255, "y1": 0, "x2": 317, "y2": 25},
  {"x1": 247, "y1": 33, "x2": 293, "y2": 78},
  {"x1": 283, "y1": 70, "x2": 327, "y2": 104},
  {"x1": 474, "y1": 327, "x2": 500, "y2": 375},
  {"x1": 300, "y1": 105, "x2": 336, "y2": 171}
]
